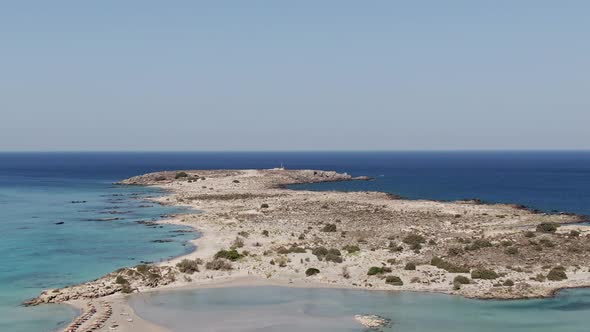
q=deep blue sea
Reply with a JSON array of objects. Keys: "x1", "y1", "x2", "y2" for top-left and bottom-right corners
[{"x1": 1, "y1": 151, "x2": 589, "y2": 331}]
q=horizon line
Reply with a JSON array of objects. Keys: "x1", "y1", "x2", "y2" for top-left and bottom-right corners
[{"x1": 1, "y1": 149, "x2": 590, "y2": 153}]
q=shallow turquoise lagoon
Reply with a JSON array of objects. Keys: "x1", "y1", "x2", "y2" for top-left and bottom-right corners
[
  {"x1": 0, "y1": 176, "x2": 196, "y2": 332},
  {"x1": 130, "y1": 286, "x2": 590, "y2": 332}
]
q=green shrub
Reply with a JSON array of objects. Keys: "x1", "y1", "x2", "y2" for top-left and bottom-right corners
[
  {"x1": 465, "y1": 239, "x2": 493, "y2": 251},
  {"x1": 146, "y1": 272, "x2": 160, "y2": 283},
  {"x1": 176, "y1": 259, "x2": 200, "y2": 274},
  {"x1": 276, "y1": 246, "x2": 290, "y2": 254},
  {"x1": 321, "y1": 224, "x2": 337, "y2": 232},
  {"x1": 327, "y1": 248, "x2": 341, "y2": 256},
  {"x1": 310, "y1": 246, "x2": 340, "y2": 262},
  {"x1": 471, "y1": 268, "x2": 499, "y2": 280},
  {"x1": 232, "y1": 179, "x2": 240, "y2": 183},
  {"x1": 404, "y1": 262, "x2": 416, "y2": 270},
  {"x1": 214, "y1": 249, "x2": 243, "y2": 261},
  {"x1": 343, "y1": 245, "x2": 360, "y2": 253},
  {"x1": 504, "y1": 247, "x2": 518, "y2": 255},
  {"x1": 524, "y1": 231, "x2": 536, "y2": 238},
  {"x1": 532, "y1": 273, "x2": 546, "y2": 282},
  {"x1": 547, "y1": 267, "x2": 568, "y2": 281},
  {"x1": 430, "y1": 257, "x2": 470, "y2": 273},
  {"x1": 275, "y1": 256, "x2": 288, "y2": 267},
  {"x1": 536, "y1": 222, "x2": 559, "y2": 233},
  {"x1": 312, "y1": 248, "x2": 342, "y2": 263},
  {"x1": 312, "y1": 246, "x2": 328, "y2": 258},
  {"x1": 205, "y1": 259, "x2": 232, "y2": 270},
  {"x1": 305, "y1": 268, "x2": 320, "y2": 276},
  {"x1": 448, "y1": 247, "x2": 464, "y2": 256},
  {"x1": 260, "y1": 203, "x2": 269, "y2": 209},
  {"x1": 402, "y1": 234, "x2": 426, "y2": 246},
  {"x1": 288, "y1": 246, "x2": 306, "y2": 254},
  {"x1": 115, "y1": 276, "x2": 128, "y2": 285},
  {"x1": 231, "y1": 237, "x2": 244, "y2": 249},
  {"x1": 262, "y1": 230, "x2": 269, "y2": 237},
  {"x1": 569, "y1": 230, "x2": 581, "y2": 237},
  {"x1": 453, "y1": 275, "x2": 471, "y2": 284},
  {"x1": 135, "y1": 264, "x2": 150, "y2": 274},
  {"x1": 385, "y1": 276, "x2": 403, "y2": 286},
  {"x1": 120, "y1": 283, "x2": 133, "y2": 293},
  {"x1": 325, "y1": 253, "x2": 343, "y2": 263},
  {"x1": 503, "y1": 279, "x2": 515, "y2": 286},
  {"x1": 367, "y1": 266, "x2": 386, "y2": 276},
  {"x1": 175, "y1": 172, "x2": 189, "y2": 179},
  {"x1": 539, "y1": 238, "x2": 555, "y2": 247},
  {"x1": 155, "y1": 176, "x2": 166, "y2": 181},
  {"x1": 389, "y1": 242, "x2": 403, "y2": 252},
  {"x1": 568, "y1": 245, "x2": 582, "y2": 253}
]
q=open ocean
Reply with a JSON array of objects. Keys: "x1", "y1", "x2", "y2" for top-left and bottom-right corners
[{"x1": 1, "y1": 151, "x2": 589, "y2": 331}]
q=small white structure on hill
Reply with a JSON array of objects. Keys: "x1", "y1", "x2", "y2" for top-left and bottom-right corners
[{"x1": 271, "y1": 162, "x2": 286, "y2": 171}]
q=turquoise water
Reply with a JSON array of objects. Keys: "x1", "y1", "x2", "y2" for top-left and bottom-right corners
[
  {"x1": 130, "y1": 286, "x2": 590, "y2": 332},
  {"x1": 0, "y1": 169, "x2": 196, "y2": 331}
]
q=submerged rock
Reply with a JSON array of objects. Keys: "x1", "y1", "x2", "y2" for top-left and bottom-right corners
[
  {"x1": 151, "y1": 239, "x2": 173, "y2": 243},
  {"x1": 82, "y1": 217, "x2": 122, "y2": 222},
  {"x1": 135, "y1": 220, "x2": 158, "y2": 226},
  {"x1": 99, "y1": 210, "x2": 132, "y2": 215},
  {"x1": 354, "y1": 314, "x2": 391, "y2": 330}
]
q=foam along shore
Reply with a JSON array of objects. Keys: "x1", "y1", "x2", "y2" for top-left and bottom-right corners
[{"x1": 26, "y1": 169, "x2": 590, "y2": 329}]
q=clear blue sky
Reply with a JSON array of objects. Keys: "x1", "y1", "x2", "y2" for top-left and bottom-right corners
[{"x1": 2, "y1": 1, "x2": 589, "y2": 151}]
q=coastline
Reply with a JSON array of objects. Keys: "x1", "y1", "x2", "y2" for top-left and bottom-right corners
[{"x1": 30, "y1": 168, "x2": 590, "y2": 332}]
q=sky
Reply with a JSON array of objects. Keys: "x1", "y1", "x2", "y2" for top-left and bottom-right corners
[{"x1": 1, "y1": 1, "x2": 589, "y2": 151}]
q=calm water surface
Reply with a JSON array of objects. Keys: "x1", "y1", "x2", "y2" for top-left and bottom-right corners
[{"x1": 130, "y1": 286, "x2": 590, "y2": 332}]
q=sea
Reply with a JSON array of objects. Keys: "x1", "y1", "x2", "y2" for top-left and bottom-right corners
[{"x1": 1, "y1": 151, "x2": 589, "y2": 331}]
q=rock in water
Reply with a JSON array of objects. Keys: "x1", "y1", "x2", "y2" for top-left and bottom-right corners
[{"x1": 354, "y1": 314, "x2": 391, "y2": 330}]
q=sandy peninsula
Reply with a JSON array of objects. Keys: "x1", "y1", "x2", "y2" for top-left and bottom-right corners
[{"x1": 27, "y1": 169, "x2": 590, "y2": 332}]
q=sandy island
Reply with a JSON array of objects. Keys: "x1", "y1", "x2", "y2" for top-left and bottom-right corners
[{"x1": 26, "y1": 169, "x2": 590, "y2": 332}]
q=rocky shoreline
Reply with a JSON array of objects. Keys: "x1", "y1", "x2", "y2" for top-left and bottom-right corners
[{"x1": 27, "y1": 169, "x2": 590, "y2": 308}]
